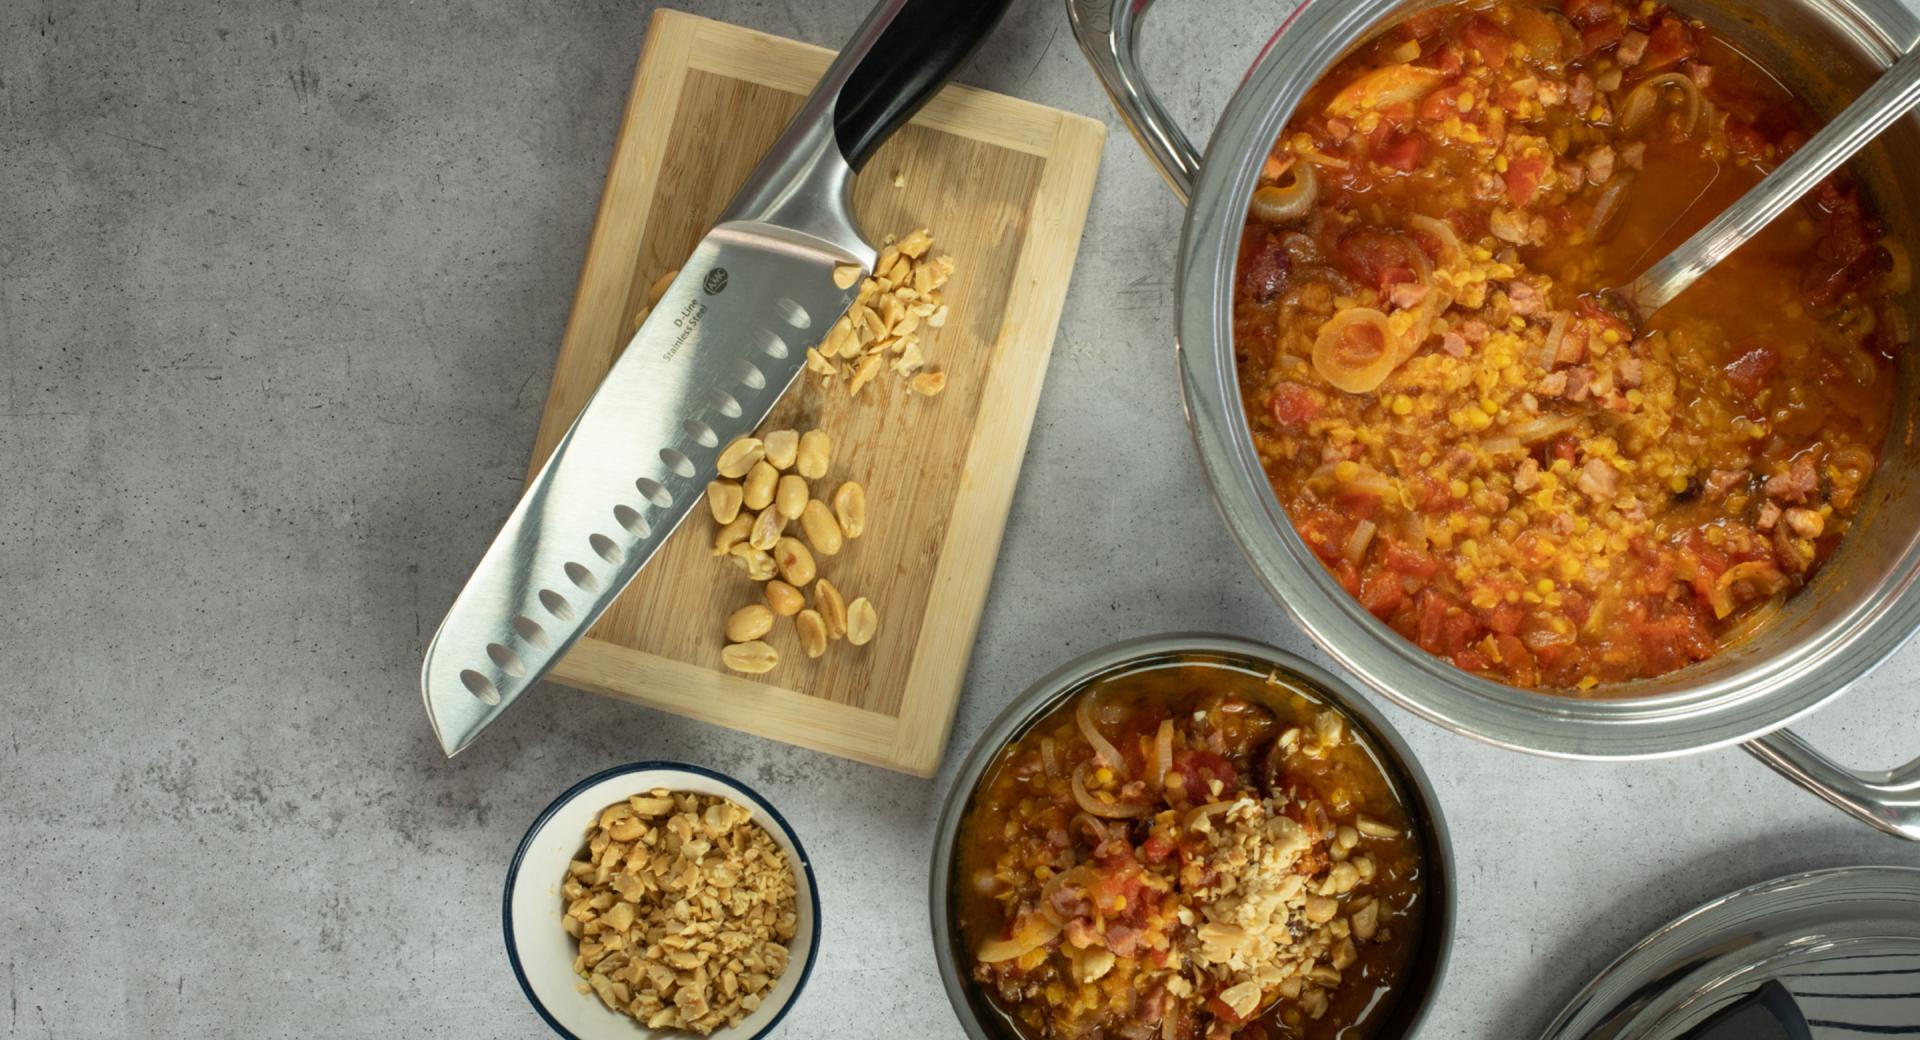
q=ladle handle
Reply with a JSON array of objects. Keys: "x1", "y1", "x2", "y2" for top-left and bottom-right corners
[
  {"x1": 1618, "y1": 43, "x2": 1920, "y2": 321},
  {"x1": 1745, "y1": 730, "x2": 1920, "y2": 841}
]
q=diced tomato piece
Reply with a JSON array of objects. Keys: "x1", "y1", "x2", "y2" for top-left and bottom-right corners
[
  {"x1": 1453, "y1": 649, "x2": 1493, "y2": 672},
  {"x1": 1417, "y1": 41, "x2": 1466, "y2": 77},
  {"x1": 1580, "y1": 18, "x2": 1625, "y2": 54},
  {"x1": 1359, "y1": 570, "x2": 1405, "y2": 619},
  {"x1": 1419, "y1": 82, "x2": 1471, "y2": 123},
  {"x1": 1334, "y1": 226, "x2": 1427, "y2": 293},
  {"x1": 1494, "y1": 634, "x2": 1539, "y2": 684},
  {"x1": 1333, "y1": 559, "x2": 1363, "y2": 596},
  {"x1": 1383, "y1": 541, "x2": 1441, "y2": 579},
  {"x1": 1463, "y1": 15, "x2": 1513, "y2": 67},
  {"x1": 1804, "y1": 188, "x2": 1881, "y2": 305},
  {"x1": 1334, "y1": 485, "x2": 1385, "y2": 521},
  {"x1": 1634, "y1": 612, "x2": 1716, "y2": 673},
  {"x1": 1207, "y1": 998, "x2": 1249, "y2": 1026},
  {"x1": 1550, "y1": 434, "x2": 1580, "y2": 466},
  {"x1": 1269, "y1": 381, "x2": 1322, "y2": 430},
  {"x1": 1503, "y1": 156, "x2": 1549, "y2": 207},
  {"x1": 1416, "y1": 588, "x2": 1482, "y2": 655},
  {"x1": 1296, "y1": 509, "x2": 1349, "y2": 562},
  {"x1": 1237, "y1": 228, "x2": 1292, "y2": 304},
  {"x1": 1488, "y1": 601, "x2": 1525, "y2": 635},
  {"x1": 1641, "y1": 15, "x2": 1697, "y2": 71},
  {"x1": 1723, "y1": 346, "x2": 1779, "y2": 396},
  {"x1": 1142, "y1": 833, "x2": 1174, "y2": 864},
  {"x1": 1403, "y1": 9, "x2": 1451, "y2": 40},
  {"x1": 1725, "y1": 118, "x2": 1769, "y2": 159},
  {"x1": 1562, "y1": 0, "x2": 1618, "y2": 25},
  {"x1": 1375, "y1": 129, "x2": 1428, "y2": 171},
  {"x1": 1170, "y1": 750, "x2": 1237, "y2": 796}
]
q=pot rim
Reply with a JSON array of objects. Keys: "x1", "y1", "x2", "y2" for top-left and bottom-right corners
[
  {"x1": 1173, "y1": 0, "x2": 1920, "y2": 760},
  {"x1": 927, "y1": 632, "x2": 1457, "y2": 1039}
]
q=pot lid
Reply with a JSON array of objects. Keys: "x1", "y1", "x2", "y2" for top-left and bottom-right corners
[{"x1": 1540, "y1": 866, "x2": 1920, "y2": 1040}]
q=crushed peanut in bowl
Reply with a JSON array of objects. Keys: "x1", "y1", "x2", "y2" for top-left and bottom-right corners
[{"x1": 562, "y1": 789, "x2": 800, "y2": 1035}]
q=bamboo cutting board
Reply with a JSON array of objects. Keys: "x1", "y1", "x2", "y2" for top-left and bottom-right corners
[{"x1": 528, "y1": 10, "x2": 1104, "y2": 776}]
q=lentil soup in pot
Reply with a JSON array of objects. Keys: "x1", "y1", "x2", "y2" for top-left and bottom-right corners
[{"x1": 1236, "y1": 0, "x2": 1906, "y2": 691}]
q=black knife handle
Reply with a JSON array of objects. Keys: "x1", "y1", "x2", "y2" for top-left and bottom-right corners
[{"x1": 830, "y1": 0, "x2": 1018, "y2": 171}]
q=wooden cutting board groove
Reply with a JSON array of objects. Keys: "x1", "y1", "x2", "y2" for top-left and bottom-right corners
[{"x1": 529, "y1": 10, "x2": 1104, "y2": 776}]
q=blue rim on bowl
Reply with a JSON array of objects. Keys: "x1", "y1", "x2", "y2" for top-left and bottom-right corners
[{"x1": 503, "y1": 761, "x2": 822, "y2": 1040}]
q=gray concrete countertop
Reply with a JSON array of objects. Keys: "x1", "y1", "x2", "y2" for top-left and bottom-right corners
[{"x1": 5, "y1": 1, "x2": 1918, "y2": 1037}]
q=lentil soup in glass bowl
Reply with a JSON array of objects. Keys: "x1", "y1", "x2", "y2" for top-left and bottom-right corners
[{"x1": 932, "y1": 637, "x2": 1452, "y2": 1040}]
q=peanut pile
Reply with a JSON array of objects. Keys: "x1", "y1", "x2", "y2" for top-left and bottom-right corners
[
  {"x1": 658, "y1": 227, "x2": 958, "y2": 672},
  {"x1": 708, "y1": 428, "x2": 878, "y2": 673},
  {"x1": 811, "y1": 228, "x2": 952, "y2": 398},
  {"x1": 564, "y1": 790, "x2": 798, "y2": 1034}
]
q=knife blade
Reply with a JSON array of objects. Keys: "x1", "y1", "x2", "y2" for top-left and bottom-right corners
[{"x1": 422, "y1": 0, "x2": 1015, "y2": 756}]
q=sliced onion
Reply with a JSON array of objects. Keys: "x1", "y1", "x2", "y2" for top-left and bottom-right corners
[
  {"x1": 1719, "y1": 592, "x2": 1785, "y2": 647},
  {"x1": 1041, "y1": 736, "x2": 1060, "y2": 778},
  {"x1": 1540, "y1": 310, "x2": 1572, "y2": 369},
  {"x1": 1250, "y1": 162, "x2": 1318, "y2": 225},
  {"x1": 1399, "y1": 286, "x2": 1453, "y2": 364},
  {"x1": 1150, "y1": 720, "x2": 1174, "y2": 793},
  {"x1": 1710, "y1": 560, "x2": 1788, "y2": 619},
  {"x1": 1343, "y1": 519, "x2": 1378, "y2": 565},
  {"x1": 976, "y1": 914, "x2": 1063, "y2": 964},
  {"x1": 1409, "y1": 214, "x2": 1465, "y2": 268},
  {"x1": 1328, "y1": 64, "x2": 1447, "y2": 118},
  {"x1": 1075, "y1": 693, "x2": 1128, "y2": 776},
  {"x1": 1312, "y1": 307, "x2": 1400, "y2": 394},
  {"x1": 1618, "y1": 72, "x2": 1702, "y2": 138},
  {"x1": 1038, "y1": 864, "x2": 1096, "y2": 927},
  {"x1": 1586, "y1": 174, "x2": 1635, "y2": 242},
  {"x1": 1072, "y1": 761, "x2": 1153, "y2": 819},
  {"x1": 1507, "y1": 413, "x2": 1581, "y2": 444},
  {"x1": 1069, "y1": 813, "x2": 1113, "y2": 851},
  {"x1": 1481, "y1": 437, "x2": 1523, "y2": 456}
]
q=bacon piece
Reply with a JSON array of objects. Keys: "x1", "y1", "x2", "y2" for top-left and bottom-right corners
[
  {"x1": 1616, "y1": 30, "x2": 1649, "y2": 67},
  {"x1": 1765, "y1": 454, "x2": 1820, "y2": 503},
  {"x1": 1704, "y1": 469, "x2": 1747, "y2": 500},
  {"x1": 1577, "y1": 458, "x2": 1619, "y2": 500}
]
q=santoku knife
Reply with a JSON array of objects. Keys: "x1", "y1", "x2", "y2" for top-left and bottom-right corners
[{"x1": 422, "y1": 0, "x2": 1015, "y2": 756}]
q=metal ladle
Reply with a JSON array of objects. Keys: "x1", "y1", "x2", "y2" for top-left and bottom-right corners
[{"x1": 1610, "y1": 44, "x2": 1920, "y2": 324}]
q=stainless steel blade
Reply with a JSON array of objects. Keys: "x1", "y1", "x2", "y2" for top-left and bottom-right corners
[{"x1": 421, "y1": 221, "x2": 865, "y2": 756}]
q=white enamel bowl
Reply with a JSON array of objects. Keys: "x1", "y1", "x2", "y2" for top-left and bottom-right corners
[{"x1": 503, "y1": 762, "x2": 820, "y2": 1040}]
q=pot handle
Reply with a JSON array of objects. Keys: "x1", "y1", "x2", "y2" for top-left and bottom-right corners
[
  {"x1": 1744, "y1": 730, "x2": 1920, "y2": 841},
  {"x1": 1067, "y1": 0, "x2": 1202, "y2": 203}
]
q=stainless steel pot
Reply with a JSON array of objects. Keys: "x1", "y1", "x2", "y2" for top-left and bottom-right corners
[
  {"x1": 1067, "y1": 0, "x2": 1920, "y2": 838},
  {"x1": 928, "y1": 634, "x2": 1456, "y2": 1039}
]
